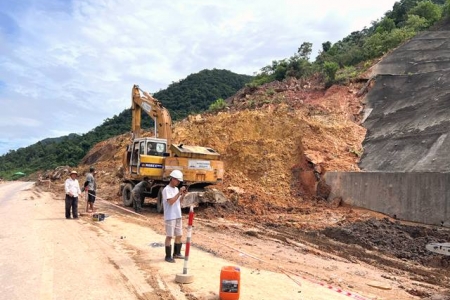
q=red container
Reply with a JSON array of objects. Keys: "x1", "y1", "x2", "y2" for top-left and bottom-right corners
[{"x1": 219, "y1": 266, "x2": 241, "y2": 300}]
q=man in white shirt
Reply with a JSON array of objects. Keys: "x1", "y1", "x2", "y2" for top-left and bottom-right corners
[
  {"x1": 64, "y1": 170, "x2": 82, "y2": 219},
  {"x1": 162, "y1": 170, "x2": 187, "y2": 263}
]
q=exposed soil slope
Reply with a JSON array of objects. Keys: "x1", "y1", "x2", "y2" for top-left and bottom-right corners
[{"x1": 78, "y1": 78, "x2": 366, "y2": 209}]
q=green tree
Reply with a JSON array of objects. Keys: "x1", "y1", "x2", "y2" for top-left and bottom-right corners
[
  {"x1": 209, "y1": 98, "x2": 227, "y2": 112},
  {"x1": 444, "y1": 0, "x2": 450, "y2": 15},
  {"x1": 409, "y1": 0, "x2": 442, "y2": 26},
  {"x1": 405, "y1": 14, "x2": 428, "y2": 30},
  {"x1": 386, "y1": 0, "x2": 423, "y2": 26},
  {"x1": 375, "y1": 17, "x2": 396, "y2": 33},
  {"x1": 323, "y1": 61, "x2": 339, "y2": 83},
  {"x1": 363, "y1": 28, "x2": 416, "y2": 58},
  {"x1": 322, "y1": 41, "x2": 332, "y2": 53},
  {"x1": 298, "y1": 42, "x2": 313, "y2": 60}
]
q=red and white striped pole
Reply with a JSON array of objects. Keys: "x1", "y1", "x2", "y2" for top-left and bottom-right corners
[
  {"x1": 176, "y1": 206, "x2": 195, "y2": 283},
  {"x1": 183, "y1": 206, "x2": 195, "y2": 274}
]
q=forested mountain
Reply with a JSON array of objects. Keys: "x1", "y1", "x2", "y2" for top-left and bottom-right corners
[
  {"x1": 154, "y1": 69, "x2": 253, "y2": 120},
  {"x1": 0, "y1": 69, "x2": 252, "y2": 179}
]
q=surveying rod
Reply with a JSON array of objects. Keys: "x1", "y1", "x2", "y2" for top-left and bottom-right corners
[{"x1": 183, "y1": 206, "x2": 195, "y2": 274}]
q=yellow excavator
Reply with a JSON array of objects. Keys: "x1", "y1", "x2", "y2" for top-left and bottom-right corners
[{"x1": 120, "y1": 84, "x2": 226, "y2": 212}]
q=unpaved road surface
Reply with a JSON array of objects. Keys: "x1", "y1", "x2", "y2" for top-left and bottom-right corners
[
  {"x1": 2, "y1": 181, "x2": 450, "y2": 299},
  {"x1": 0, "y1": 182, "x2": 351, "y2": 300},
  {"x1": 0, "y1": 181, "x2": 153, "y2": 300}
]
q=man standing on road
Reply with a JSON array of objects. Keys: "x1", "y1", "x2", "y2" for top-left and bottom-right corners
[
  {"x1": 84, "y1": 166, "x2": 97, "y2": 213},
  {"x1": 131, "y1": 177, "x2": 150, "y2": 213},
  {"x1": 64, "y1": 170, "x2": 82, "y2": 219},
  {"x1": 162, "y1": 170, "x2": 187, "y2": 263}
]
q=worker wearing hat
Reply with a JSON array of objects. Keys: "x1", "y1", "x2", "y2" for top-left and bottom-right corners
[
  {"x1": 162, "y1": 170, "x2": 187, "y2": 263},
  {"x1": 64, "y1": 170, "x2": 82, "y2": 219}
]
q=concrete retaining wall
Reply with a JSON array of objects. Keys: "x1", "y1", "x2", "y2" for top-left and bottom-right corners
[{"x1": 324, "y1": 172, "x2": 450, "y2": 226}]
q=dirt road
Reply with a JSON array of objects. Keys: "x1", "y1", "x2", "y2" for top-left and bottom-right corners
[
  {"x1": 0, "y1": 182, "x2": 350, "y2": 300},
  {"x1": 0, "y1": 181, "x2": 154, "y2": 300},
  {"x1": 2, "y1": 181, "x2": 449, "y2": 300}
]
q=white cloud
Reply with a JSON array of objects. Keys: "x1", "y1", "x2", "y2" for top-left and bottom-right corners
[
  {"x1": 0, "y1": 117, "x2": 41, "y2": 128},
  {"x1": 0, "y1": 0, "x2": 398, "y2": 155}
]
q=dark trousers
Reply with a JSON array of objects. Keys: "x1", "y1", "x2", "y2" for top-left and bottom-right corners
[
  {"x1": 133, "y1": 192, "x2": 142, "y2": 212},
  {"x1": 65, "y1": 195, "x2": 78, "y2": 218},
  {"x1": 87, "y1": 190, "x2": 96, "y2": 203}
]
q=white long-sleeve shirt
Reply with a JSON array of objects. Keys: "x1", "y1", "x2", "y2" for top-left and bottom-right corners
[{"x1": 65, "y1": 178, "x2": 82, "y2": 197}]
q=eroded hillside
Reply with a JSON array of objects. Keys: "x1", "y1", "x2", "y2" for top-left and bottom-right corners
[{"x1": 77, "y1": 78, "x2": 366, "y2": 214}]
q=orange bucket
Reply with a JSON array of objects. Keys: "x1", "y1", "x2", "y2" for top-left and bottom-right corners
[{"x1": 219, "y1": 266, "x2": 240, "y2": 300}]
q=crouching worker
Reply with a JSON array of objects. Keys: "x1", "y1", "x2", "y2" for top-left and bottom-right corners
[
  {"x1": 162, "y1": 170, "x2": 187, "y2": 263},
  {"x1": 131, "y1": 177, "x2": 150, "y2": 213}
]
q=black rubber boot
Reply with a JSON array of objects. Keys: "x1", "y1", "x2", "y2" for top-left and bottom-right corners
[
  {"x1": 165, "y1": 246, "x2": 175, "y2": 263},
  {"x1": 173, "y1": 243, "x2": 184, "y2": 259}
]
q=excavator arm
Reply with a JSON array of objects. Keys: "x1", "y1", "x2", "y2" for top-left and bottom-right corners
[{"x1": 131, "y1": 84, "x2": 172, "y2": 145}]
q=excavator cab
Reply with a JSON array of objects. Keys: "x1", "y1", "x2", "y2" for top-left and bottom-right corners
[
  {"x1": 147, "y1": 141, "x2": 166, "y2": 156},
  {"x1": 127, "y1": 137, "x2": 168, "y2": 179}
]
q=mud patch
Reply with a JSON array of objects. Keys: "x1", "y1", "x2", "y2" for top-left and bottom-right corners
[{"x1": 321, "y1": 218, "x2": 450, "y2": 268}]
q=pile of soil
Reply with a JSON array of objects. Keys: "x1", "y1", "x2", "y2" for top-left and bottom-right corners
[
  {"x1": 64, "y1": 78, "x2": 366, "y2": 213},
  {"x1": 171, "y1": 80, "x2": 366, "y2": 210}
]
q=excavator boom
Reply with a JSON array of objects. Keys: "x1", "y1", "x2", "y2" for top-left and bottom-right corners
[{"x1": 132, "y1": 85, "x2": 172, "y2": 145}]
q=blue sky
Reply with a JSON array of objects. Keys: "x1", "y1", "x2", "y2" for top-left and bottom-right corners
[{"x1": 0, "y1": 0, "x2": 398, "y2": 155}]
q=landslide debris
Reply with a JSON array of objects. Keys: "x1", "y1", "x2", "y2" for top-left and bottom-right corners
[
  {"x1": 172, "y1": 79, "x2": 366, "y2": 209},
  {"x1": 74, "y1": 78, "x2": 366, "y2": 214}
]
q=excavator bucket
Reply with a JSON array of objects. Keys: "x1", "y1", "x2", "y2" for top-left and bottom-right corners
[
  {"x1": 426, "y1": 243, "x2": 450, "y2": 256},
  {"x1": 182, "y1": 189, "x2": 228, "y2": 208}
]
